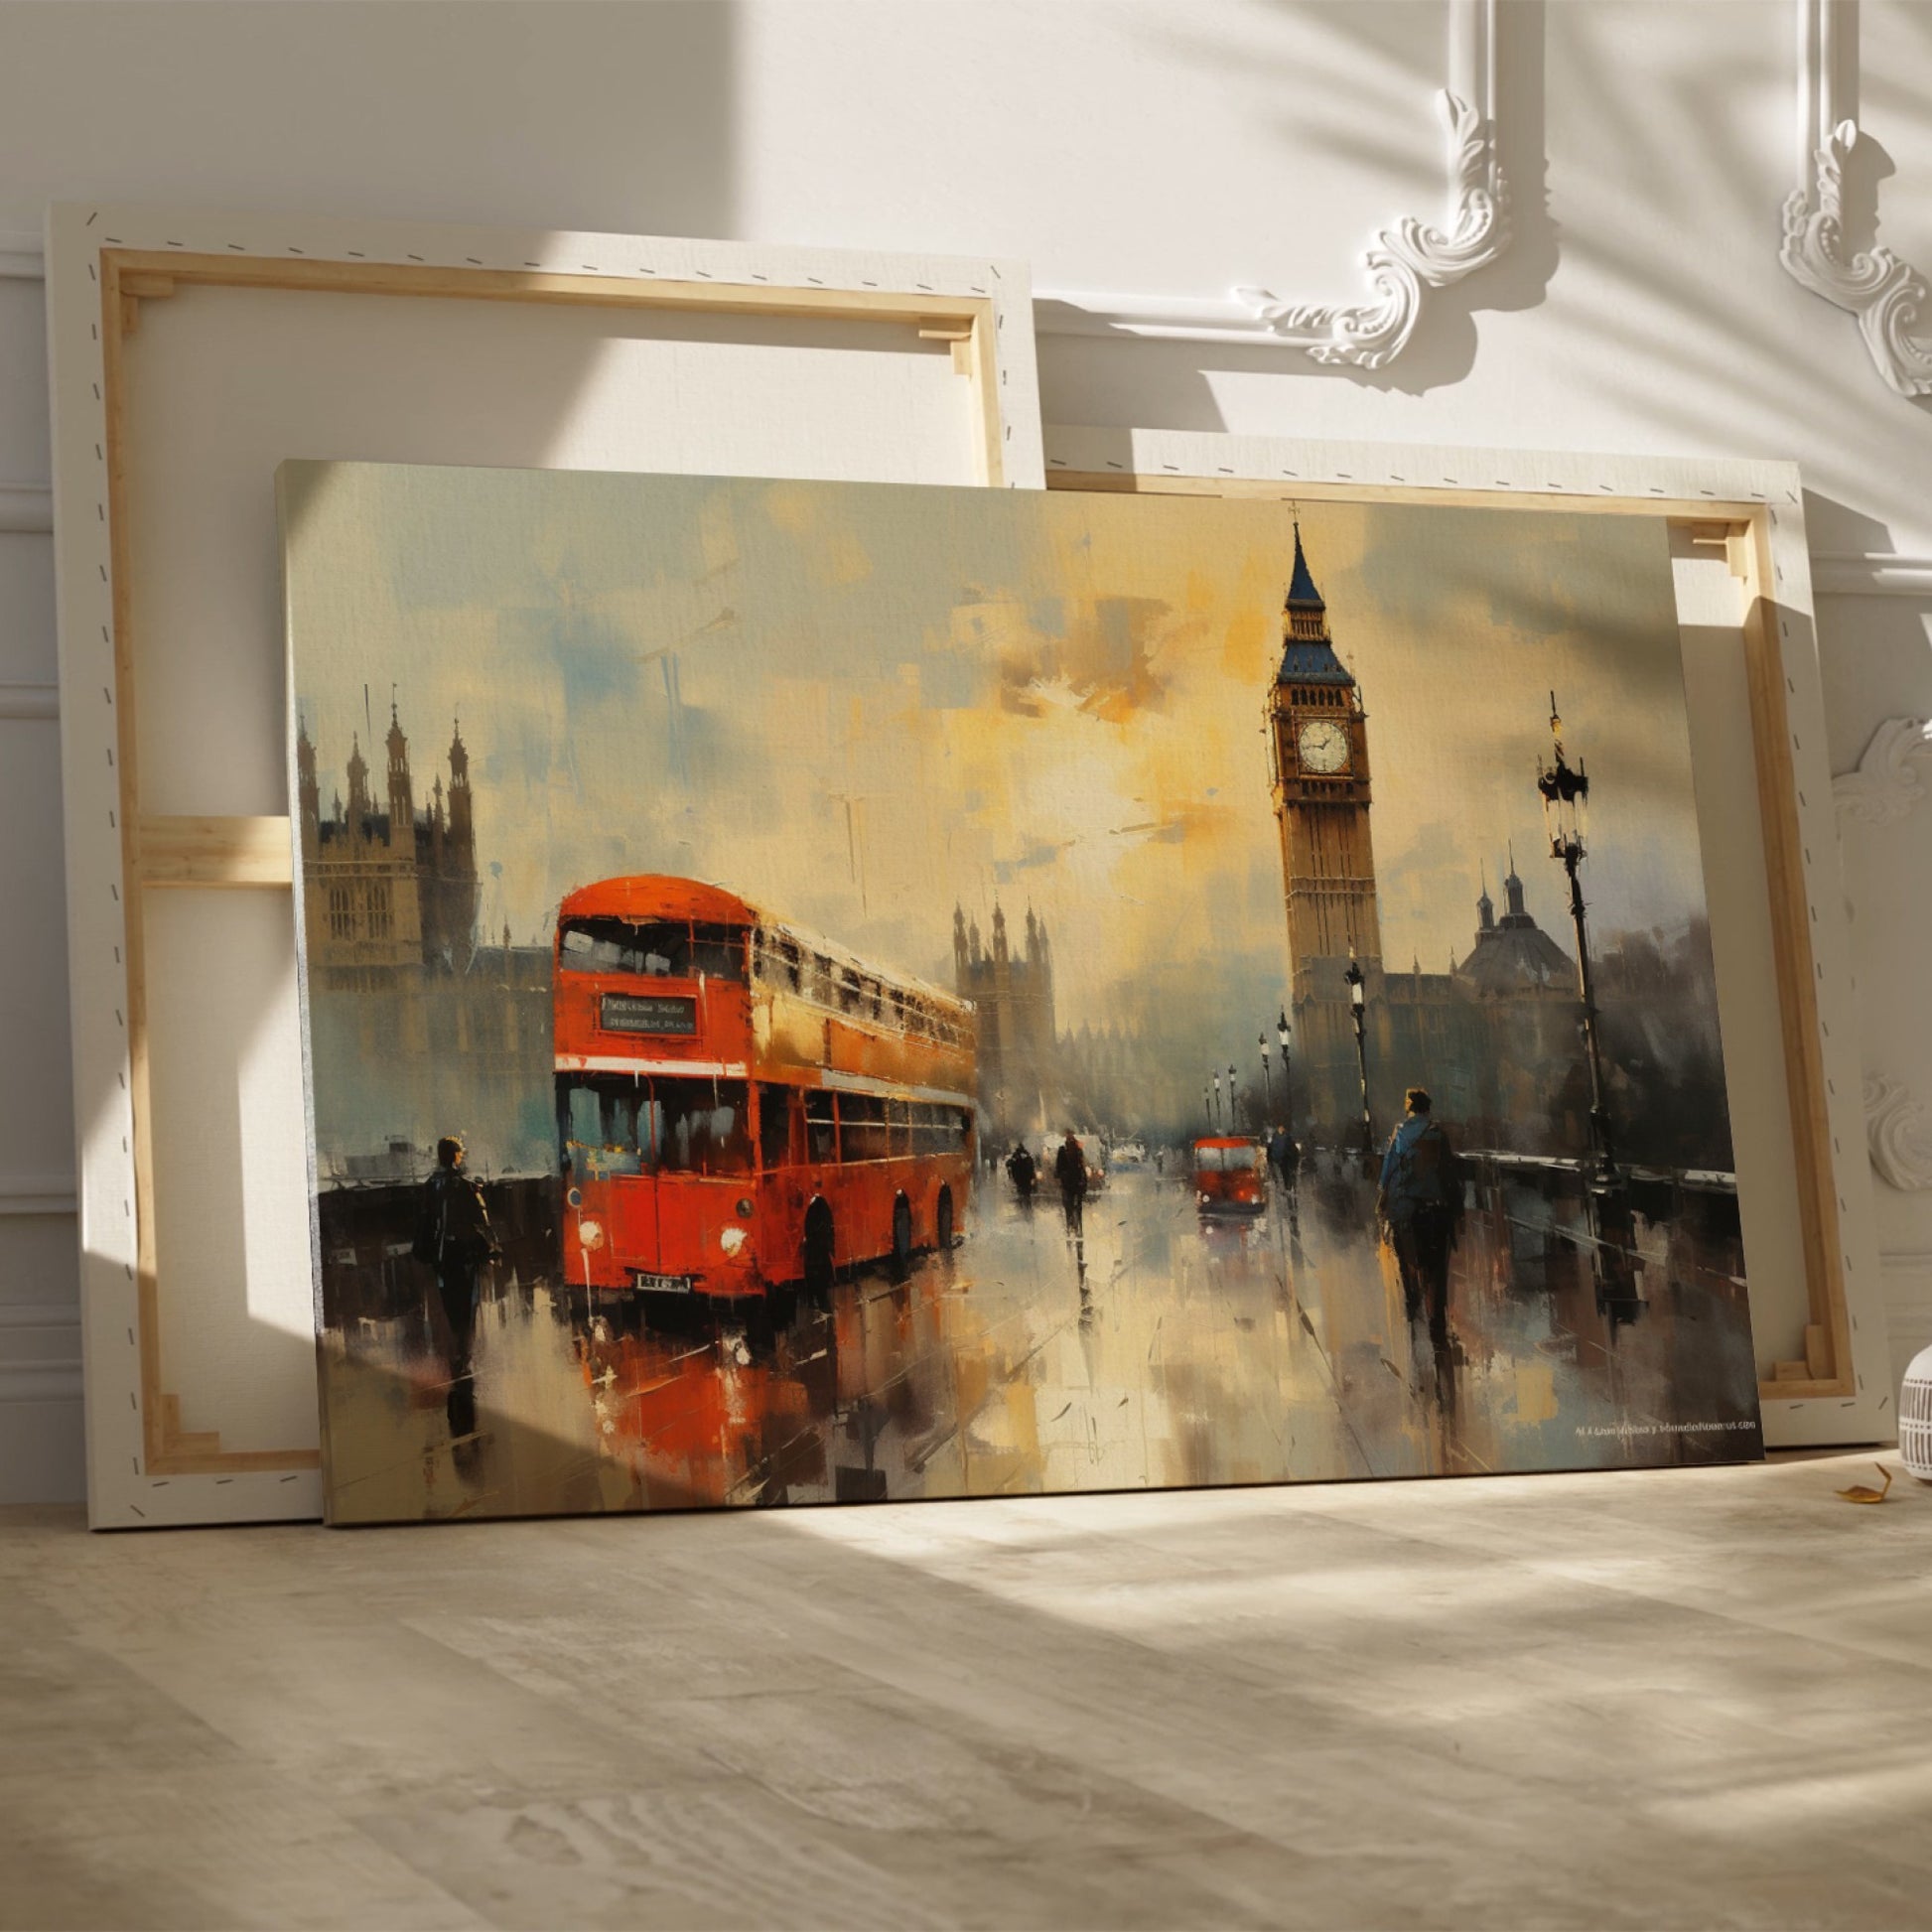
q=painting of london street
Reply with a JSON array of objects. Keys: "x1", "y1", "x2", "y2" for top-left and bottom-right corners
[{"x1": 282, "y1": 462, "x2": 1763, "y2": 1525}]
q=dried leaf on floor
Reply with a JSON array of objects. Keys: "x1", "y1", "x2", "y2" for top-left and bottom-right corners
[{"x1": 1835, "y1": 1464, "x2": 1894, "y2": 1505}]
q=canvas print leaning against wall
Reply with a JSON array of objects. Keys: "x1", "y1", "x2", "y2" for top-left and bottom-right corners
[{"x1": 281, "y1": 461, "x2": 1763, "y2": 1524}]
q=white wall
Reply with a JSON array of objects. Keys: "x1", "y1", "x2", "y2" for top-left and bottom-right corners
[{"x1": 2, "y1": 0, "x2": 1928, "y2": 1501}]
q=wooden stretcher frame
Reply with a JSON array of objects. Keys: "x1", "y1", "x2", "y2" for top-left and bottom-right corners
[
  {"x1": 1041, "y1": 425, "x2": 1889, "y2": 1449},
  {"x1": 45, "y1": 202, "x2": 1043, "y2": 1526}
]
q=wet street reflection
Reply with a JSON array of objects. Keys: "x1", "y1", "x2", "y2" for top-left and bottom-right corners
[{"x1": 321, "y1": 1160, "x2": 1759, "y2": 1524}]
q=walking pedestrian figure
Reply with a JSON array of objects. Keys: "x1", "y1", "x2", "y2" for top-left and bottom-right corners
[
  {"x1": 1376, "y1": 1089, "x2": 1463, "y2": 1368},
  {"x1": 1006, "y1": 1141, "x2": 1038, "y2": 1205},
  {"x1": 1053, "y1": 1130, "x2": 1089, "y2": 1239},
  {"x1": 1267, "y1": 1123, "x2": 1303, "y2": 1241},
  {"x1": 413, "y1": 1134, "x2": 500, "y2": 1450}
]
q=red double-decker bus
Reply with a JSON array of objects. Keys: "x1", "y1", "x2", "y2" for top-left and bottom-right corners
[{"x1": 554, "y1": 876, "x2": 977, "y2": 1303}]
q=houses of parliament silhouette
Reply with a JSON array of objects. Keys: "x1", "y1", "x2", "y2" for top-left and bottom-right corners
[
  {"x1": 952, "y1": 902, "x2": 1058, "y2": 1141},
  {"x1": 297, "y1": 707, "x2": 481, "y2": 985},
  {"x1": 298, "y1": 704, "x2": 552, "y2": 1179}
]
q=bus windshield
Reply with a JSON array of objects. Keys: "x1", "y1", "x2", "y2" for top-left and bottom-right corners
[
  {"x1": 559, "y1": 916, "x2": 746, "y2": 981},
  {"x1": 559, "y1": 1074, "x2": 754, "y2": 1176}
]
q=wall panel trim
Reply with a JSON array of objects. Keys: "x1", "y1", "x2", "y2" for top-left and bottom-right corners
[
  {"x1": 0, "y1": 482, "x2": 54, "y2": 532},
  {"x1": 0, "y1": 1174, "x2": 79, "y2": 1217}
]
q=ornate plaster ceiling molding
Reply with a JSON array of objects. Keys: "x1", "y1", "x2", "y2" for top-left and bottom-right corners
[
  {"x1": 1864, "y1": 1074, "x2": 1932, "y2": 1191},
  {"x1": 1781, "y1": 0, "x2": 1932, "y2": 399},
  {"x1": 1834, "y1": 716, "x2": 1932, "y2": 825},
  {"x1": 1035, "y1": 0, "x2": 1509, "y2": 367}
]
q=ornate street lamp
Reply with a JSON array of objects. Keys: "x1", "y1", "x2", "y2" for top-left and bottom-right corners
[
  {"x1": 1537, "y1": 691, "x2": 1615, "y2": 1175},
  {"x1": 1228, "y1": 1062, "x2": 1239, "y2": 1132},
  {"x1": 1276, "y1": 1009, "x2": 1294, "y2": 1150},
  {"x1": 1538, "y1": 693, "x2": 1640, "y2": 1326},
  {"x1": 1211, "y1": 1069, "x2": 1222, "y2": 1130},
  {"x1": 1345, "y1": 955, "x2": 1373, "y2": 1156}
]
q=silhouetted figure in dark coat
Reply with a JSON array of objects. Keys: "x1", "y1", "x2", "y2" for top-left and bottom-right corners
[
  {"x1": 1006, "y1": 1142, "x2": 1037, "y2": 1204},
  {"x1": 1376, "y1": 1089, "x2": 1463, "y2": 1359},
  {"x1": 414, "y1": 1134, "x2": 499, "y2": 1446},
  {"x1": 1053, "y1": 1132, "x2": 1089, "y2": 1237}
]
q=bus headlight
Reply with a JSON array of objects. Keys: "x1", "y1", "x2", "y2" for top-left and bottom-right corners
[
  {"x1": 720, "y1": 1226, "x2": 749, "y2": 1257},
  {"x1": 578, "y1": 1217, "x2": 604, "y2": 1250}
]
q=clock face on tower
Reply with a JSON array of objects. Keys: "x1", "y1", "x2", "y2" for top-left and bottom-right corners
[{"x1": 1298, "y1": 718, "x2": 1351, "y2": 774}]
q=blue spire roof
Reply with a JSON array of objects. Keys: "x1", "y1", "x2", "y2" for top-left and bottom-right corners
[
  {"x1": 1275, "y1": 524, "x2": 1354, "y2": 685},
  {"x1": 1285, "y1": 524, "x2": 1324, "y2": 611}
]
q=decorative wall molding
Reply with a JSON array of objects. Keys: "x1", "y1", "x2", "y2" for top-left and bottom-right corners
[
  {"x1": 0, "y1": 684, "x2": 57, "y2": 723},
  {"x1": 0, "y1": 1364, "x2": 83, "y2": 1407},
  {"x1": 1836, "y1": 718, "x2": 1932, "y2": 1194},
  {"x1": 0, "y1": 482, "x2": 54, "y2": 533},
  {"x1": 0, "y1": 230, "x2": 42, "y2": 281},
  {"x1": 1781, "y1": 0, "x2": 1932, "y2": 399},
  {"x1": 0, "y1": 1303, "x2": 78, "y2": 1328},
  {"x1": 0, "y1": 1304, "x2": 83, "y2": 1410},
  {"x1": 0, "y1": 1174, "x2": 79, "y2": 1217},
  {"x1": 1035, "y1": 0, "x2": 1509, "y2": 367},
  {"x1": 1834, "y1": 716, "x2": 1932, "y2": 825},
  {"x1": 1864, "y1": 1074, "x2": 1932, "y2": 1192}
]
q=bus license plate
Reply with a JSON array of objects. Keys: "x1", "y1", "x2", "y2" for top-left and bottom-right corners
[{"x1": 631, "y1": 1271, "x2": 695, "y2": 1295}]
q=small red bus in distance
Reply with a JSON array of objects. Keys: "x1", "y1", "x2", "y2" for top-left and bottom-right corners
[
  {"x1": 554, "y1": 876, "x2": 978, "y2": 1302},
  {"x1": 1192, "y1": 1137, "x2": 1268, "y2": 1214}
]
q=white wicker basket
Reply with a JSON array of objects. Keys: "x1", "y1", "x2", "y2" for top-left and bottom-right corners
[{"x1": 1901, "y1": 1343, "x2": 1932, "y2": 1480}]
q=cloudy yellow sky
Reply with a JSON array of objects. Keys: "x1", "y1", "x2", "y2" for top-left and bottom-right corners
[{"x1": 282, "y1": 463, "x2": 1705, "y2": 1057}]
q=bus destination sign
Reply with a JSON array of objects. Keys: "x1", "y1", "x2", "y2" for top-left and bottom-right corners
[{"x1": 600, "y1": 992, "x2": 698, "y2": 1035}]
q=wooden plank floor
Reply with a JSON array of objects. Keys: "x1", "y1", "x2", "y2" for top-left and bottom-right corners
[{"x1": 4, "y1": 1451, "x2": 1930, "y2": 1929}]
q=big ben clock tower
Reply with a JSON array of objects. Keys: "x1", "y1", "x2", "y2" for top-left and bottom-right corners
[{"x1": 1266, "y1": 527, "x2": 1383, "y2": 990}]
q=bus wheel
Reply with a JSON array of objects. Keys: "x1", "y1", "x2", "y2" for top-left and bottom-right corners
[
  {"x1": 803, "y1": 1201, "x2": 835, "y2": 1303},
  {"x1": 936, "y1": 1187, "x2": 955, "y2": 1252},
  {"x1": 892, "y1": 1195, "x2": 913, "y2": 1275}
]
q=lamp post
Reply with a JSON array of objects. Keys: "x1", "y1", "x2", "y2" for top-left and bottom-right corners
[
  {"x1": 1277, "y1": 1010, "x2": 1293, "y2": 1144},
  {"x1": 1228, "y1": 1062, "x2": 1239, "y2": 1134},
  {"x1": 1536, "y1": 691, "x2": 1615, "y2": 1176},
  {"x1": 1345, "y1": 956, "x2": 1373, "y2": 1157},
  {"x1": 1259, "y1": 1033, "x2": 1272, "y2": 1118},
  {"x1": 1538, "y1": 693, "x2": 1640, "y2": 1327},
  {"x1": 1211, "y1": 1069, "x2": 1222, "y2": 1131}
]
